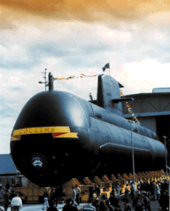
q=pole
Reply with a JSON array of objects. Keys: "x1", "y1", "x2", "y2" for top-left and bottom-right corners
[
  {"x1": 45, "y1": 68, "x2": 47, "y2": 91},
  {"x1": 163, "y1": 136, "x2": 168, "y2": 181},
  {"x1": 131, "y1": 121, "x2": 135, "y2": 195}
]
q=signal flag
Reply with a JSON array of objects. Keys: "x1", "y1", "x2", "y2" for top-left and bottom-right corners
[{"x1": 102, "y1": 63, "x2": 110, "y2": 72}]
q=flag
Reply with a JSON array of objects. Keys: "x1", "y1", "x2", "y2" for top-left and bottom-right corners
[{"x1": 102, "y1": 63, "x2": 110, "y2": 72}]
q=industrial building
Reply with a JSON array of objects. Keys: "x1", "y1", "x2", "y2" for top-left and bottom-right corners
[
  {"x1": 0, "y1": 154, "x2": 28, "y2": 188},
  {"x1": 123, "y1": 88, "x2": 170, "y2": 145}
]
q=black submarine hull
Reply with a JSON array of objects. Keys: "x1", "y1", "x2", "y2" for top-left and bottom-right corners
[{"x1": 11, "y1": 91, "x2": 167, "y2": 187}]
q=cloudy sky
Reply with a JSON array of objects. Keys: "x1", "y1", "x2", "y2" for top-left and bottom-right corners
[{"x1": 1, "y1": 0, "x2": 170, "y2": 154}]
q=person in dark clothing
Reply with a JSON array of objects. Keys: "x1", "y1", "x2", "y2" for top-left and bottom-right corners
[
  {"x1": 105, "y1": 200, "x2": 114, "y2": 211},
  {"x1": 109, "y1": 193, "x2": 119, "y2": 208},
  {"x1": 125, "y1": 185, "x2": 129, "y2": 197},
  {"x1": 92, "y1": 199, "x2": 100, "y2": 210},
  {"x1": 42, "y1": 188, "x2": 49, "y2": 210},
  {"x1": 10, "y1": 190, "x2": 16, "y2": 201},
  {"x1": 89, "y1": 186, "x2": 95, "y2": 202},
  {"x1": 5, "y1": 183, "x2": 10, "y2": 191},
  {"x1": 98, "y1": 201, "x2": 108, "y2": 211},
  {"x1": 115, "y1": 205, "x2": 122, "y2": 211},
  {"x1": 131, "y1": 183, "x2": 135, "y2": 200},
  {"x1": 75, "y1": 185, "x2": 81, "y2": 205},
  {"x1": 133, "y1": 193, "x2": 143, "y2": 211},
  {"x1": 49, "y1": 188, "x2": 56, "y2": 205},
  {"x1": 95, "y1": 185, "x2": 101, "y2": 202},
  {"x1": 142, "y1": 193, "x2": 151, "y2": 211},
  {"x1": 3, "y1": 190, "x2": 10, "y2": 211},
  {"x1": 47, "y1": 201, "x2": 58, "y2": 211},
  {"x1": 123, "y1": 198, "x2": 131, "y2": 211},
  {"x1": 63, "y1": 198, "x2": 78, "y2": 211},
  {"x1": 159, "y1": 190, "x2": 169, "y2": 211},
  {"x1": 139, "y1": 204, "x2": 148, "y2": 211}
]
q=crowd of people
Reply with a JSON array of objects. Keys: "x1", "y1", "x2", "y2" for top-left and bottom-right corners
[
  {"x1": 0, "y1": 183, "x2": 22, "y2": 211},
  {"x1": 0, "y1": 179, "x2": 169, "y2": 211},
  {"x1": 59, "y1": 179, "x2": 170, "y2": 211}
]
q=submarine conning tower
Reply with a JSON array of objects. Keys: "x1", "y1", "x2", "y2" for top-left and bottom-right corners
[{"x1": 97, "y1": 74, "x2": 124, "y2": 116}]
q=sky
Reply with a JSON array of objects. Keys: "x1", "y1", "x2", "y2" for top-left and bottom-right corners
[{"x1": 1, "y1": 0, "x2": 170, "y2": 154}]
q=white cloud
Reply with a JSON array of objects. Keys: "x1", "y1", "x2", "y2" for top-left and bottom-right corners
[{"x1": 119, "y1": 59, "x2": 170, "y2": 94}]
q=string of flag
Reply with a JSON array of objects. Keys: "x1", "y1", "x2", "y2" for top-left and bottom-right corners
[
  {"x1": 120, "y1": 91, "x2": 140, "y2": 124},
  {"x1": 53, "y1": 73, "x2": 97, "y2": 81},
  {"x1": 52, "y1": 68, "x2": 139, "y2": 124}
]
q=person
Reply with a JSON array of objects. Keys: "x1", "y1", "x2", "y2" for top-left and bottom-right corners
[
  {"x1": 115, "y1": 205, "x2": 122, "y2": 211},
  {"x1": 155, "y1": 182, "x2": 160, "y2": 200},
  {"x1": 54, "y1": 186, "x2": 64, "y2": 203},
  {"x1": 71, "y1": 186, "x2": 77, "y2": 206},
  {"x1": 10, "y1": 190, "x2": 16, "y2": 201},
  {"x1": 140, "y1": 204, "x2": 148, "y2": 211},
  {"x1": 137, "y1": 182, "x2": 141, "y2": 192},
  {"x1": 47, "y1": 200, "x2": 58, "y2": 211},
  {"x1": 105, "y1": 200, "x2": 114, "y2": 211},
  {"x1": 116, "y1": 183, "x2": 120, "y2": 199},
  {"x1": 159, "y1": 190, "x2": 169, "y2": 211},
  {"x1": 151, "y1": 181, "x2": 156, "y2": 198},
  {"x1": 11, "y1": 193, "x2": 22, "y2": 211},
  {"x1": 49, "y1": 188, "x2": 56, "y2": 205},
  {"x1": 123, "y1": 198, "x2": 131, "y2": 211},
  {"x1": 0, "y1": 185, "x2": 4, "y2": 206},
  {"x1": 109, "y1": 193, "x2": 119, "y2": 208},
  {"x1": 42, "y1": 188, "x2": 50, "y2": 210},
  {"x1": 89, "y1": 186, "x2": 95, "y2": 202},
  {"x1": 92, "y1": 198, "x2": 100, "y2": 210},
  {"x1": 82, "y1": 199, "x2": 96, "y2": 211},
  {"x1": 3, "y1": 189, "x2": 10, "y2": 211},
  {"x1": 0, "y1": 206, "x2": 4, "y2": 211},
  {"x1": 5, "y1": 183, "x2": 9, "y2": 192},
  {"x1": 98, "y1": 201, "x2": 108, "y2": 211},
  {"x1": 125, "y1": 184, "x2": 129, "y2": 197},
  {"x1": 75, "y1": 185, "x2": 81, "y2": 205},
  {"x1": 95, "y1": 185, "x2": 101, "y2": 202},
  {"x1": 133, "y1": 192, "x2": 143, "y2": 211},
  {"x1": 93, "y1": 191, "x2": 98, "y2": 203},
  {"x1": 131, "y1": 182, "x2": 135, "y2": 199},
  {"x1": 142, "y1": 193, "x2": 151, "y2": 211},
  {"x1": 8, "y1": 186, "x2": 13, "y2": 195},
  {"x1": 63, "y1": 198, "x2": 78, "y2": 211}
]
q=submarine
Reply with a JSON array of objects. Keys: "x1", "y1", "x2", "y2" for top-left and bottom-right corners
[{"x1": 10, "y1": 73, "x2": 167, "y2": 187}]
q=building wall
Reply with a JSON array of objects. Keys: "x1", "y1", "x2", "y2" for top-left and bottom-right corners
[
  {"x1": 0, "y1": 176, "x2": 15, "y2": 188},
  {"x1": 138, "y1": 117, "x2": 157, "y2": 133},
  {"x1": 123, "y1": 94, "x2": 170, "y2": 115},
  {"x1": 0, "y1": 175, "x2": 28, "y2": 189}
]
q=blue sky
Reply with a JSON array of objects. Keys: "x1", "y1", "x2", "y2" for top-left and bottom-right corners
[{"x1": 1, "y1": 0, "x2": 170, "y2": 154}]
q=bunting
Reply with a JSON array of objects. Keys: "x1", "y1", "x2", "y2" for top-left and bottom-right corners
[
  {"x1": 54, "y1": 73, "x2": 97, "y2": 81},
  {"x1": 53, "y1": 74, "x2": 139, "y2": 125},
  {"x1": 120, "y1": 91, "x2": 140, "y2": 124}
]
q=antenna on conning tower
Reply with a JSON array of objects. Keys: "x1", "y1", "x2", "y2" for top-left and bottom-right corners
[{"x1": 38, "y1": 68, "x2": 48, "y2": 91}]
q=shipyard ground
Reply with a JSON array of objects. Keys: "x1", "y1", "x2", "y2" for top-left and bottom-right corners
[{"x1": 5, "y1": 199, "x2": 160, "y2": 211}]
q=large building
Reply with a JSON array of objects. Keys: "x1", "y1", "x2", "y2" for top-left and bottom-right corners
[
  {"x1": 0, "y1": 154, "x2": 28, "y2": 188},
  {"x1": 123, "y1": 88, "x2": 170, "y2": 144}
]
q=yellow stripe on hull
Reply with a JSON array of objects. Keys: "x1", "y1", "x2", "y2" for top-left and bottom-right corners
[{"x1": 11, "y1": 126, "x2": 78, "y2": 141}]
